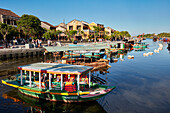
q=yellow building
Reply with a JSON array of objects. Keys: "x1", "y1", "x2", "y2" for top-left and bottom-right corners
[
  {"x1": 67, "y1": 19, "x2": 91, "y2": 39},
  {"x1": 105, "y1": 27, "x2": 115, "y2": 36},
  {"x1": 66, "y1": 19, "x2": 107, "y2": 40},
  {"x1": 88, "y1": 22, "x2": 97, "y2": 30},
  {"x1": 88, "y1": 22, "x2": 105, "y2": 38}
]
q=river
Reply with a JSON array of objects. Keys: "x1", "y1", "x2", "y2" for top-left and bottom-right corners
[{"x1": 0, "y1": 39, "x2": 170, "y2": 113}]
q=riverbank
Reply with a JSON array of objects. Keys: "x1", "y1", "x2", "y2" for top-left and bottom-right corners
[{"x1": 0, "y1": 48, "x2": 44, "y2": 60}]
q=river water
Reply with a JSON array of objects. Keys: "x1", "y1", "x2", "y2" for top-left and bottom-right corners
[{"x1": 0, "y1": 39, "x2": 170, "y2": 113}]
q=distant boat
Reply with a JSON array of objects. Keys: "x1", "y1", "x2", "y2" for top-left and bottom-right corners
[{"x1": 132, "y1": 42, "x2": 148, "y2": 49}]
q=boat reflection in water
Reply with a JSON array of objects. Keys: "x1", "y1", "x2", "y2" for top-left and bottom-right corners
[
  {"x1": 167, "y1": 43, "x2": 170, "y2": 54},
  {"x1": 2, "y1": 90, "x2": 107, "y2": 113},
  {"x1": 133, "y1": 47, "x2": 146, "y2": 52}
]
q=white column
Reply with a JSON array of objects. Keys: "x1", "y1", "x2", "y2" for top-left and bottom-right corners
[
  {"x1": 68, "y1": 74, "x2": 70, "y2": 80},
  {"x1": 29, "y1": 71, "x2": 32, "y2": 87},
  {"x1": 39, "y1": 72, "x2": 41, "y2": 89},
  {"x1": 77, "y1": 74, "x2": 80, "y2": 90},
  {"x1": 54, "y1": 74, "x2": 56, "y2": 78},
  {"x1": 89, "y1": 71, "x2": 91, "y2": 88},
  {"x1": 20, "y1": 70, "x2": 23, "y2": 85},
  {"x1": 49, "y1": 73, "x2": 52, "y2": 90},
  {"x1": 61, "y1": 74, "x2": 63, "y2": 90}
]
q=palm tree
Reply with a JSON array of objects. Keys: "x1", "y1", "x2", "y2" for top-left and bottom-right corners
[
  {"x1": 77, "y1": 30, "x2": 85, "y2": 40},
  {"x1": 69, "y1": 30, "x2": 77, "y2": 42}
]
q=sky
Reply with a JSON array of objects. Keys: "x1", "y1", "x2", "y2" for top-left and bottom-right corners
[{"x1": 1, "y1": 0, "x2": 170, "y2": 36}]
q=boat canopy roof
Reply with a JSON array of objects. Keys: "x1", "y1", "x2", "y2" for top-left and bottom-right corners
[
  {"x1": 44, "y1": 46, "x2": 110, "y2": 52},
  {"x1": 18, "y1": 63, "x2": 93, "y2": 75}
]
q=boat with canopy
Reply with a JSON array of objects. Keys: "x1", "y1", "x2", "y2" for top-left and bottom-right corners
[{"x1": 2, "y1": 63, "x2": 115, "y2": 102}]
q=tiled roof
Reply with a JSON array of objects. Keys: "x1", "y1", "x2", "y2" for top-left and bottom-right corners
[
  {"x1": 68, "y1": 19, "x2": 88, "y2": 25},
  {"x1": 106, "y1": 27, "x2": 115, "y2": 32},
  {"x1": 55, "y1": 25, "x2": 66, "y2": 29},
  {"x1": 41, "y1": 21, "x2": 55, "y2": 28},
  {"x1": 0, "y1": 8, "x2": 20, "y2": 17}
]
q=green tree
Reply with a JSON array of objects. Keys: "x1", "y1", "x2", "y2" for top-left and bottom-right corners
[
  {"x1": 104, "y1": 35, "x2": 111, "y2": 40},
  {"x1": 0, "y1": 22, "x2": 18, "y2": 47},
  {"x1": 157, "y1": 32, "x2": 170, "y2": 37},
  {"x1": 0, "y1": 22, "x2": 11, "y2": 41},
  {"x1": 55, "y1": 30, "x2": 62, "y2": 41},
  {"x1": 7, "y1": 26, "x2": 19, "y2": 40},
  {"x1": 77, "y1": 30, "x2": 85, "y2": 40},
  {"x1": 120, "y1": 31, "x2": 131, "y2": 39},
  {"x1": 43, "y1": 30, "x2": 52, "y2": 40},
  {"x1": 17, "y1": 14, "x2": 43, "y2": 39},
  {"x1": 93, "y1": 26, "x2": 101, "y2": 42},
  {"x1": 89, "y1": 34, "x2": 94, "y2": 40},
  {"x1": 112, "y1": 31, "x2": 120, "y2": 41},
  {"x1": 69, "y1": 30, "x2": 77, "y2": 42}
]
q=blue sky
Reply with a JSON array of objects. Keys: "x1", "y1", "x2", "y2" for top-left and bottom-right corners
[{"x1": 1, "y1": 0, "x2": 170, "y2": 36}]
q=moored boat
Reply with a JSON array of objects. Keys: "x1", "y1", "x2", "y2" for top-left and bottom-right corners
[
  {"x1": 133, "y1": 42, "x2": 148, "y2": 48},
  {"x1": 2, "y1": 63, "x2": 115, "y2": 102}
]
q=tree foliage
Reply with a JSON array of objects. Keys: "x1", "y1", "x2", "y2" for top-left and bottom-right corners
[
  {"x1": 120, "y1": 31, "x2": 131, "y2": 38},
  {"x1": 112, "y1": 31, "x2": 120, "y2": 40},
  {"x1": 0, "y1": 22, "x2": 12, "y2": 40},
  {"x1": 0, "y1": 22, "x2": 19, "y2": 47},
  {"x1": 157, "y1": 32, "x2": 170, "y2": 37},
  {"x1": 55, "y1": 30, "x2": 62, "y2": 40},
  {"x1": 137, "y1": 33, "x2": 154, "y2": 38},
  {"x1": 7, "y1": 25, "x2": 19, "y2": 40},
  {"x1": 111, "y1": 31, "x2": 131, "y2": 40},
  {"x1": 138, "y1": 32, "x2": 170, "y2": 39},
  {"x1": 69, "y1": 30, "x2": 77, "y2": 41},
  {"x1": 17, "y1": 14, "x2": 43, "y2": 38},
  {"x1": 43, "y1": 30, "x2": 54, "y2": 40},
  {"x1": 93, "y1": 26, "x2": 101, "y2": 41}
]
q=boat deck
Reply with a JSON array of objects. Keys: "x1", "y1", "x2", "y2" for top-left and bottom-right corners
[{"x1": 5, "y1": 78, "x2": 107, "y2": 93}]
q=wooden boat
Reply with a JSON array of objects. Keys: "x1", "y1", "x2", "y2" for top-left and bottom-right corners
[
  {"x1": 133, "y1": 42, "x2": 148, "y2": 48},
  {"x1": 82, "y1": 52, "x2": 104, "y2": 59},
  {"x1": 2, "y1": 90, "x2": 107, "y2": 113},
  {"x1": 133, "y1": 48, "x2": 145, "y2": 51},
  {"x1": 2, "y1": 63, "x2": 115, "y2": 102},
  {"x1": 62, "y1": 52, "x2": 81, "y2": 59}
]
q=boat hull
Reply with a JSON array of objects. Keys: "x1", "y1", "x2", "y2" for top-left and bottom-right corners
[{"x1": 2, "y1": 79, "x2": 115, "y2": 103}]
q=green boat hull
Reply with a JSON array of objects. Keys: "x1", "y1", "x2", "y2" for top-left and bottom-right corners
[
  {"x1": 2, "y1": 79, "x2": 115, "y2": 103},
  {"x1": 133, "y1": 45, "x2": 147, "y2": 48}
]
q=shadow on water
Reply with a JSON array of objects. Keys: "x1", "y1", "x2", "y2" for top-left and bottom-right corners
[
  {"x1": 1, "y1": 89, "x2": 106, "y2": 113},
  {"x1": 0, "y1": 54, "x2": 55, "y2": 77}
]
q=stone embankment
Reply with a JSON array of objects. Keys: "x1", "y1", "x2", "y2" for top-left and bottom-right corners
[{"x1": 0, "y1": 48, "x2": 44, "y2": 60}]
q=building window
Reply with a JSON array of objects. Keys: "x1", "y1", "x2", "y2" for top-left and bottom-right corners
[
  {"x1": 3, "y1": 19, "x2": 7, "y2": 23},
  {"x1": 83, "y1": 26, "x2": 88, "y2": 30},
  {"x1": 14, "y1": 20, "x2": 17, "y2": 25},
  {"x1": 7, "y1": 19, "x2": 10, "y2": 25},
  {"x1": 69, "y1": 26, "x2": 73, "y2": 30},
  {"x1": 77, "y1": 25, "x2": 81, "y2": 30}
]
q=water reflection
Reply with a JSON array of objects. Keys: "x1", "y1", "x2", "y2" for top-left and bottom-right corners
[
  {"x1": 0, "y1": 39, "x2": 170, "y2": 113},
  {"x1": 2, "y1": 90, "x2": 106, "y2": 113}
]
